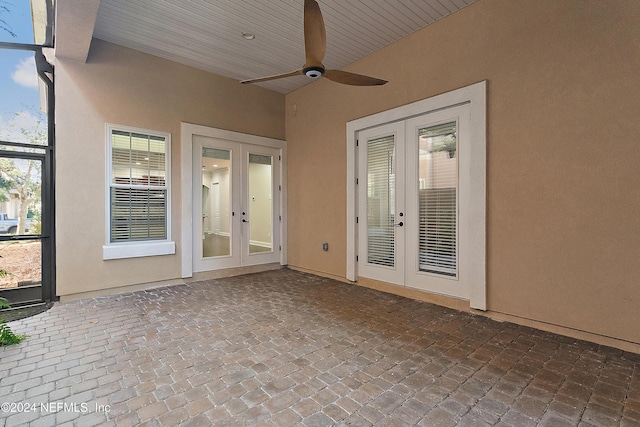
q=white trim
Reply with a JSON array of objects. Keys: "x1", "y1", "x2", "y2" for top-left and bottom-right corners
[
  {"x1": 346, "y1": 81, "x2": 486, "y2": 310},
  {"x1": 104, "y1": 123, "x2": 175, "y2": 260},
  {"x1": 103, "y1": 241, "x2": 176, "y2": 260},
  {"x1": 468, "y1": 83, "x2": 487, "y2": 310},
  {"x1": 181, "y1": 123, "x2": 287, "y2": 278},
  {"x1": 346, "y1": 124, "x2": 357, "y2": 282}
]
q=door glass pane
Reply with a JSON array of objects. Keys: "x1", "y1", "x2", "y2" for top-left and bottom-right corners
[
  {"x1": 0, "y1": 157, "x2": 43, "y2": 289},
  {"x1": 248, "y1": 154, "x2": 272, "y2": 254},
  {"x1": 418, "y1": 121, "x2": 458, "y2": 276},
  {"x1": 367, "y1": 135, "x2": 395, "y2": 267},
  {"x1": 202, "y1": 148, "x2": 231, "y2": 257}
]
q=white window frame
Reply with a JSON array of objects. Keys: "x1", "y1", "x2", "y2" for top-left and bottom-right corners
[
  {"x1": 103, "y1": 124, "x2": 175, "y2": 260},
  {"x1": 346, "y1": 81, "x2": 486, "y2": 310}
]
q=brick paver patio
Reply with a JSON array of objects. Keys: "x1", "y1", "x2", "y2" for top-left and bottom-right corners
[{"x1": 1, "y1": 268, "x2": 639, "y2": 426}]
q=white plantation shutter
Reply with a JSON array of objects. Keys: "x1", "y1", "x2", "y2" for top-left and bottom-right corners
[
  {"x1": 418, "y1": 121, "x2": 458, "y2": 276},
  {"x1": 366, "y1": 135, "x2": 396, "y2": 267},
  {"x1": 109, "y1": 130, "x2": 168, "y2": 242}
]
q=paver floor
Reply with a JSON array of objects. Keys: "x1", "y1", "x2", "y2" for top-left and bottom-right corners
[{"x1": 1, "y1": 268, "x2": 639, "y2": 426}]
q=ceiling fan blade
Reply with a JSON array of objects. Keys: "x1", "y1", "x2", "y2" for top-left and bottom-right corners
[
  {"x1": 240, "y1": 69, "x2": 304, "y2": 84},
  {"x1": 304, "y1": 0, "x2": 326, "y2": 67},
  {"x1": 324, "y1": 69, "x2": 388, "y2": 86}
]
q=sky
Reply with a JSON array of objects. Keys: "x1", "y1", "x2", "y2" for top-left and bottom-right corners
[{"x1": 0, "y1": 0, "x2": 46, "y2": 143}]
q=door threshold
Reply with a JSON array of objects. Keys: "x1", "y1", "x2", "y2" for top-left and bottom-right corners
[{"x1": 190, "y1": 263, "x2": 282, "y2": 282}]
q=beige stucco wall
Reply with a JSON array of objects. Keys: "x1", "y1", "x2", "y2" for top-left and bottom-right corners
[
  {"x1": 55, "y1": 39, "x2": 284, "y2": 295},
  {"x1": 285, "y1": 0, "x2": 640, "y2": 344}
]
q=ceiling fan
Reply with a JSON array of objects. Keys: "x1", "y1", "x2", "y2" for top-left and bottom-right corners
[{"x1": 241, "y1": 0, "x2": 388, "y2": 87}]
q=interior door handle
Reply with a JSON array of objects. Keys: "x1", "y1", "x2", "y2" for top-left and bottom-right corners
[
  {"x1": 242, "y1": 219, "x2": 250, "y2": 223},
  {"x1": 395, "y1": 222, "x2": 404, "y2": 227}
]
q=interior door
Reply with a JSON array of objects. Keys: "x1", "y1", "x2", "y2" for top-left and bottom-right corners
[
  {"x1": 357, "y1": 122, "x2": 406, "y2": 286},
  {"x1": 211, "y1": 183, "x2": 221, "y2": 234},
  {"x1": 202, "y1": 185, "x2": 210, "y2": 234},
  {"x1": 192, "y1": 136, "x2": 280, "y2": 272}
]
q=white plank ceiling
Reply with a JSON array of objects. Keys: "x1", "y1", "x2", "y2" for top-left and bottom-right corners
[{"x1": 93, "y1": 0, "x2": 477, "y2": 94}]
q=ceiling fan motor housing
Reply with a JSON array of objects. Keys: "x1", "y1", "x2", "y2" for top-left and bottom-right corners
[{"x1": 303, "y1": 66, "x2": 325, "y2": 79}]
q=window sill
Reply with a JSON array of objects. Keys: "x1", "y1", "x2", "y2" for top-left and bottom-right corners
[{"x1": 103, "y1": 241, "x2": 176, "y2": 260}]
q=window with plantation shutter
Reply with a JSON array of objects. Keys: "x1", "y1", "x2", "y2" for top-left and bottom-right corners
[{"x1": 103, "y1": 125, "x2": 175, "y2": 260}]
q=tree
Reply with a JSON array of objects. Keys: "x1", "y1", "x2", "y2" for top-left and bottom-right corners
[
  {"x1": 427, "y1": 134, "x2": 457, "y2": 159},
  {"x1": 0, "y1": 1, "x2": 17, "y2": 38},
  {"x1": 0, "y1": 158, "x2": 40, "y2": 234}
]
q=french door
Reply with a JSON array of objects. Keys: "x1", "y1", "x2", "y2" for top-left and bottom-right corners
[
  {"x1": 357, "y1": 123, "x2": 406, "y2": 285},
  {"x1": 358, "y1": 104, "x2": 471, "y2": 299},
  {"x1": 192, "y1": 136, "x2": 281, "y2": 272}
]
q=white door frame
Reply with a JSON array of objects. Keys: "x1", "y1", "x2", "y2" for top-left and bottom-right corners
[
  {"x1": 346, "y1": 81, "x2": 486, "y2": 310},
  {"x1": 181, "y1": 123, "x2": 287, "y2": 278}
]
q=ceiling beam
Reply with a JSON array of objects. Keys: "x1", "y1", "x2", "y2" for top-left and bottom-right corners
[{"x1": 54, "y1": 0, "x2": 101, "y2": 62}]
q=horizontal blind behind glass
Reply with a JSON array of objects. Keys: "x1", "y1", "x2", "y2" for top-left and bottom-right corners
[
  {"x1": 110, "y1": 130, "x2": 167, "y2": 243},
  {"x1": 112, "y1": 131, "x2": 166, "y2": 186},
  {"x1": 418, "y1": 121, "x2": 457, "y2": 276},
  {"x1": 110, "y1": 188, "x2": 167, "y2": 241},
  {"x1": 367, "y1": 135, "x2": 395, "y2": 267}
]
